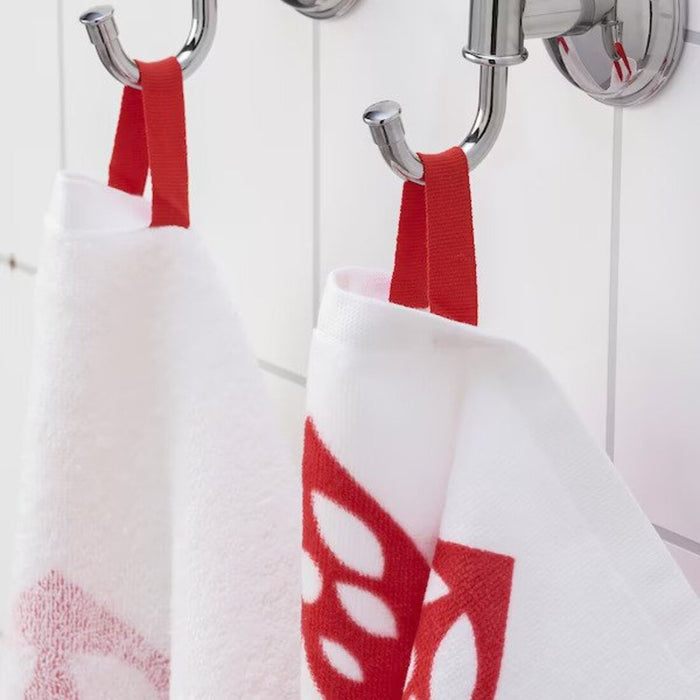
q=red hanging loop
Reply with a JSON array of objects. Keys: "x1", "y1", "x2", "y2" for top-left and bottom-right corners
[
  {"x1": 390, "y1": 147, "x2": 478, "y2": 326},
  {"x1": 109, "y1": 57, "x2": 190, "y2": 229}
]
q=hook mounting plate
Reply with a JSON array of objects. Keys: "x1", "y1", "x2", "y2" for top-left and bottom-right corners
[
  {"x1": 544, "y1": 0, "x2": 686, "y2": 106},
  {"x1": 283, "y1": 0, "x2": 358, "y2": 19}
]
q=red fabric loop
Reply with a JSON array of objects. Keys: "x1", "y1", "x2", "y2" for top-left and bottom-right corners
[
  {"x1": 109, "y1": 88, "x2": 148, "y2": 197},
  {"x1": 389, "y1": 182, "x2": 429, "y2": 311},
  {"x1": 389, "y1": 147, "x2": 478, "y2": 326},
  {"x1": 108, "y1": 57, "x2": 190, "y2": 229}
]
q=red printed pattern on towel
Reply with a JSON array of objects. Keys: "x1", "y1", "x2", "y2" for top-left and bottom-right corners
[
  {"x1": 18, "y1": 571, "x2": 169, "y2": 698},
  {"x1": 403, "y1": 542, "x2": 515, "y2": 700},
  {"x1": 302, "y1": 419, "x2": 431, "y2": 699}
]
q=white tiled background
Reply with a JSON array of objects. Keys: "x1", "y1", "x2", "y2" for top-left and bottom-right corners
[{"x1": 1, "y1": 0, "x2": 699, "y2": 624}]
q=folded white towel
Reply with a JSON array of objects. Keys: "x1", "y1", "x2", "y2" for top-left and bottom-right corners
[
  {"x1": 0, "y1": 172, "x2": 300, "y2": 698},
  {"x1": 302, "y1": 147, "x2": 700, "y2": 699},
  {"x1": 303, "y1": 267, "x2": 700, "y2": 699}
]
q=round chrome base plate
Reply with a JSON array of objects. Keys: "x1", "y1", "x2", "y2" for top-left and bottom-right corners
[
  {"x1": 286, "y1": 0, "x2": 358, "y2": 19},
  {"x1": 544, "y1": 0, "x2": 686, "y2": 106}
]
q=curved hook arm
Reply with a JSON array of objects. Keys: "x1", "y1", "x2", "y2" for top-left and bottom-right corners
[
  {"x1": 80, "y1": 1, "x2": 217, "y2": 89},
  {"x1": 362, "y1": 65, "x2": 508, "y2": 185}
]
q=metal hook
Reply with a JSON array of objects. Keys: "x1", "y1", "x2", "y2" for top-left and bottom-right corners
[
  {"x1": 363, "y1": 65, "x2": 508, "y2": 185},
  {"x1": 362, "y1": 0, "x2": 524, "y2": 185},
  {"x1": 79, "y1": 1, "x2": 217, "y2": 89},
  {"x1": 361, "y1": 0, "x2": 627, "y2": 184}
]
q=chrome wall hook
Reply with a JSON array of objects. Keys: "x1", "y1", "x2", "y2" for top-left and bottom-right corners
[
  {"x1": 281, "y1": 0, "x2": 358, "y2": 19},
  {"x1": 79, "y1": 1, "x2": 217, "y2": 89},
  {"x1": 365, "y1": 0, "x2": 684, "y2": 184},
  {"x1": 363, "y1": 66, "x2": 508, "y2": 184}
]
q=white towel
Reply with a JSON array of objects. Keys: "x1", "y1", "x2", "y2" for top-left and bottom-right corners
[
  {"x1": 301, "y1": 147, "x2": 700, "y2": 699},
  {"x1": 304, "y1": 267, "x2": 700, "y2": 699},
  {"x1": 0, "y1": 171, "x2": 300, "y2": 697}
]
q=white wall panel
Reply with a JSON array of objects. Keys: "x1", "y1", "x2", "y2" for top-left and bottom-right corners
[
  {"x1": 616, "y1": 43, "x2": 700, "y2": 547},
  {"x1": 262, "y1": 371, "x2": 307, "y2": 463},
  {"x1": 0, "y1": 5, "x2": 61, "y2": 264},
  {"x1": 61, "y1": 0, "x2": 315, "y2": 375},
  {"x1": 319, "y1": 3, "x2": 614, "y2": 444}
]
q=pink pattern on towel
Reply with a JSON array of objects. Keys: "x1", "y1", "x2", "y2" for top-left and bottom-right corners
[{"x1": 18, "y1": 571, "x2": 169, "y2": 699}]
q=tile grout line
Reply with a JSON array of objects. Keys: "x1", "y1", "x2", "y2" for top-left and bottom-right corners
[
  {"x1": 311, "y1": 21, "x2": 322, "y2": 324},
  {"x1": 655, "y1": 525, "x2": 700, "y2": 558},
  {"x1": 258, "y1": 359, "x2": 307, "y2": 388},
  {"x1": 0, "y1": 254, "x2": 37, "y2": 276},
  {"x1": 686, "y1": 29, "x2": 700, "y2": 45},
  {"x1": 602, "y1": 110, "x2": 700, "y2": 565},
  {"x1": 57, "y1": 0, "x2": 67, "y2": 170},
  {"x1": 605, "y1": 108, "x2": 623, "y2": 460}
]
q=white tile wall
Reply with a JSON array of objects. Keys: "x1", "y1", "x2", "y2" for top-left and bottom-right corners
[
  {"x1": 0, "y1": 0, "x2": 698, "y2": 626},
  {"x1": 0, "y1": 4, "x2": 62, "y2": 265},
  {"x1": 688, "y1": 3, "x2": 700, "y2": 34},
  {"x1": 262, "y1": 370, "x2": 308, "y2": 464},
  {"x1": 615, "y1": 42, "x2": 700, "y2": 546}
]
